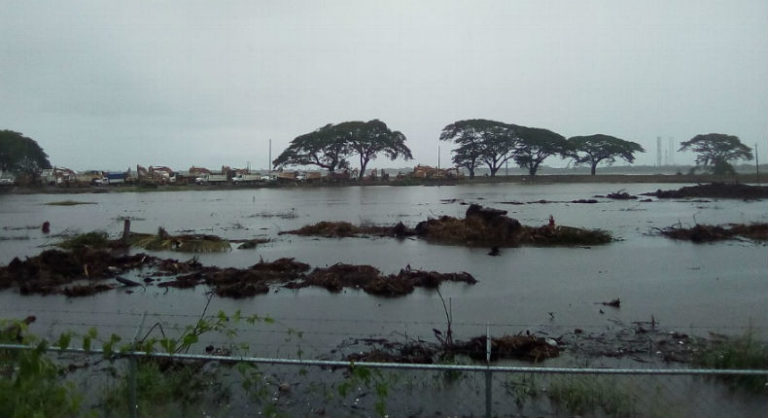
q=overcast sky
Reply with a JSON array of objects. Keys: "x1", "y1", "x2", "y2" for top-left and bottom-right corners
[{"x1": 2, "y1": 1, "x2": 766, "y2": 171}]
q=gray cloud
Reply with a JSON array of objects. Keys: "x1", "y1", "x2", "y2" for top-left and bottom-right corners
[{"x1": 1, "y1": 0, "x2": 766, "y2": 170}]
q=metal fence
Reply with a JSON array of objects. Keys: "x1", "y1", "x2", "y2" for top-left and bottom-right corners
[{"x1": 2, "y1": 343, "x2": 766, "y2": 417}]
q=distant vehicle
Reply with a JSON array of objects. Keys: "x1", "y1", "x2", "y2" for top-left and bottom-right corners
[
  {"x1": 0, "y1": 178, "x2": 14, "y2": 185},
  {"x1": 232, "y1": 173, "x2": 263, "y2": 183},
  {"x1": 195, "y1": 174, "x2": 228, "y2": 184},
  {"x1": 105, "y1": 172, "x2": 126, "y2": 184}
]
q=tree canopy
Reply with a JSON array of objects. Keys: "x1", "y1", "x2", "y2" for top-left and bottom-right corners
[
  {"x1": 678, "y1": 133, "x2": 753, "y2": 175},
  {"x1": 440, "y1": 119, "x2": 518, "y2": 177},
  {"x1": 567, "y1": 134, "x2": 644, "y2": 175},
  {"x1": 337, "y1": 120, "x2": 412, "y2": 179},
  {"x1": 441, "y1": 120, "x2": 568, "y2": 176},
  {"x1": 273, "y1": 120, "x2": 411, "y2": 177},
  {"x1": 512, "y1": 126, "x2": 568, "y2": 175},
  {"x1": 272, "y1": 124, "x2": 350, "y2": 173},
  {"x1": 0, "y1": 130, "x2": 51, "y2": 176}
]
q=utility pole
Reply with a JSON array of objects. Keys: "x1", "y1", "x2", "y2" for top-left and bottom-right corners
[
  {"x1": 268, "y1": 139, "x2": 272, "y2": 172},
  {"x1": 756, "y1": 143, "x2": 759, "y2": 183},
  {"x1": 438, "y1": 145, "x2": 441, "y2": 169}
]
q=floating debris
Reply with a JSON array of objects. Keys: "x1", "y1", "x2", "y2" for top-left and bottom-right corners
[
  {"x1": 236, "y1": 238, "x2": 270, "y2": 249},
  {"x1": 606, "y1": 191, "x2": 637, "y2": 200},
  {"x1": 658, "y1": 223, "x2": 768, "y2": 243},
  {"x1": 644, "y1": 183, "x2": 768, "y2": 199},
  {"x1": 45, "y1": 200, "x2": 97, "y2": 206}
]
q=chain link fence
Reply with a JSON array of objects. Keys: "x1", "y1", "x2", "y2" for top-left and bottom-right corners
[{"x1": 2, "y1": 343, "x2": 766, "y2": 417}]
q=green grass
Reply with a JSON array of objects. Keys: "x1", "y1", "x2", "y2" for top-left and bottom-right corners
[
  {"x1": 56, "y1": 231, "x2": 111, "y2": 249},
  {"x1": 693, "y1": 331, "x2": 768, "y2": 392},
  {"x1": 102, "y1": 359, "x2": 228, "y2": 417},
  {"x1": 547, "y1": 375, "x2": 637, "y2": 417},
  {"x1": 1, "y1": 319, "x2": 83, "y2": 418}
]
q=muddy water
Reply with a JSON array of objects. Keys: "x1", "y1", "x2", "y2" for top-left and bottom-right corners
[{"x1": 0, "y1": 183, "x2": 766, "y2": 356}]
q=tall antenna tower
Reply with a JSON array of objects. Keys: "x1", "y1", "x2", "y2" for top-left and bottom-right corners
[
  {"x1": 656, "y1": 137, "x2": 662, "y2": 167},
  {"x1": 667, "y1": 137, "x2": 675, "y2": 166}
]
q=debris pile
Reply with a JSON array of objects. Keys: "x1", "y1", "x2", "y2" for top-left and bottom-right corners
[
  {"x1": 284, "y1": 204, "x2": 612, "y2": 247},
  {"x1": 289, "y1": 263, "x2": 476, "y2": 296},
  {"x1": 0, "y1": 250, "x2": 474, "y2": 298}
]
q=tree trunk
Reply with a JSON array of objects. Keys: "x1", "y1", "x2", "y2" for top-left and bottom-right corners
[
  {"x1": 529, "y1": 164, "x2": 538, "y2": 176},
  {"x1": 590, "y1": 162, "x2": 597, "y2": 175},
  {"x1": 359, "y1": 156, "x2": 369, "y2": 179}
]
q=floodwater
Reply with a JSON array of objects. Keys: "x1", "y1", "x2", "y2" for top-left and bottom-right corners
[{"x1": 1, "y1": 183, "x2": 766, "y2": 357}]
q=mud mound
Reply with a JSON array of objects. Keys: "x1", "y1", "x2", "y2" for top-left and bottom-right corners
[
  {"x1": 645, "y1": 183, "x2": 768, "y2": 199},
  {"x1": 416, "y1": 204, "x2": 610, "y2": 247}
]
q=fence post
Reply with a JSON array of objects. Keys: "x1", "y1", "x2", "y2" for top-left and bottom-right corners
[
  {"x1": 485, "y1": 324, "x2": 492, "y2": 418},
  {"x1": 129, "y1": 312, "x2": 147, "y2": 418}
]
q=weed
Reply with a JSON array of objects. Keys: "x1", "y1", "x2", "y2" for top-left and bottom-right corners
[
  {"x1": 547, "y1": 375, "x2": 637, "y2": 417},
  {"x1": 504, "y1": 373, "x2": 540, "y2": 410},
  {"x1": 56, "y1": 231, "x2": 110, "y2": 249},
  {"x1": 693, "y1": 331, "x2": 768, "y2": 392},
  {"x1": 0, "y1": 318, "x2": 83, "y2": 418}
]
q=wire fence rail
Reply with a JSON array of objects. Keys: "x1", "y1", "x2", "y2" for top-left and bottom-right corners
[{"x1": 2, "y1": 342, "x2": 767, "y2": 417}]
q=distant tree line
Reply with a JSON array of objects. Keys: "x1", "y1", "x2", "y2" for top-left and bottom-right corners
[
  {"x1": 0, "y1": 130, "x2": 51, "y2": 180},
  {"x1": 0, "y1": 124, "x2": 755, "y2": 183},
  {"x1": 273, "y1": 119, "x2": 756, "y2": 177},
  {"x1": 272, "y1": 120, "x2": 412, "y2": 179}
]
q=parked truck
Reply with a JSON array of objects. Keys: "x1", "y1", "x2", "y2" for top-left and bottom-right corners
[
  {"x1": 232, "y1": 173, "x2": 263, "y2": 183},
  {"x1": 195, "y1": 174, "x2": 228, "y2": 184}
]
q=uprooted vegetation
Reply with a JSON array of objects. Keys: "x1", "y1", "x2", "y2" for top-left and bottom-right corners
[
  {"x1": 0, "y1": 249, "x2": 476, "y2": 298},
  {"x1": 282, "y1": 204, "x2": 612, "y2": 247},
  {"x1": 644, "y1": 183, "x2": 768, "y2": 199},
  {"x1": 658, "y1": 223, "x2": 768, "y2": 243}
]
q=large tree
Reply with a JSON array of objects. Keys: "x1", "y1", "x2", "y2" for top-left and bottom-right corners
[
  {"x1": 272, "y1": 124, "x2": 350, "y2": 173},
  {"x1": 679, "y1": 133, "x2": 753, "y2": 175},
  {"x1": 512, "y1": 126, "x2": 568, "y2": 175},
  {"x1": 0, "y1": 130, "x2": 51, "y2": 177},
  {"x1": 440, "y1": 119, "x2": 517, "y2": 177},
  {"x1": 567, "y1": 134, "x2": 644, "y2": 175},
  {"x1": 338, "y1": 119, "x2": 412, "y2": 179}
]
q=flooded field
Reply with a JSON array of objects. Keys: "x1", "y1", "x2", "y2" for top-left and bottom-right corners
[{"x1": 1, "y1": 182, "x2": 766, "y2": 357}]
